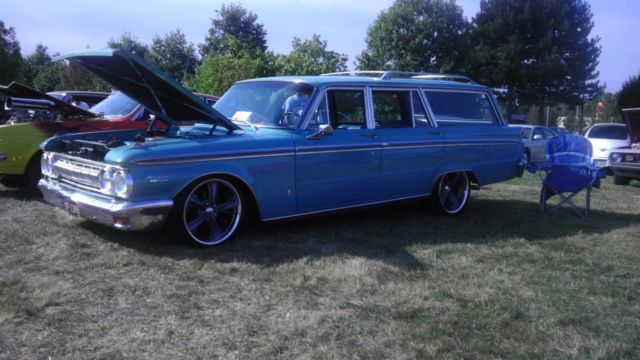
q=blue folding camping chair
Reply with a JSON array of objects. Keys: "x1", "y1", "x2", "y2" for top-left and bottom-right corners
[{"x1": 527, "y1": 134, "x2": 607, "y2": 219}]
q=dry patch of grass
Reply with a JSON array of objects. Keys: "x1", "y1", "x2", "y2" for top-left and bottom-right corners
[{"x1": 0, "y1": 175, "x2": 639, "y2": 359}]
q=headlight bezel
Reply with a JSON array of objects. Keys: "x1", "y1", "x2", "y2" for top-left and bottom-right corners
[
  {"x1": 113, "y1": 170, "x2": 134, "y2": 199},
  {"x1": 98, "y1": 166, "x2": 134, "y2": 199},
  {"x1": 610, "y1": 152, "x2": 622, "y2": 163}
]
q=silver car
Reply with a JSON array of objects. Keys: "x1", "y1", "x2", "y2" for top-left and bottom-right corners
[{"x1": 509, "y1": 124, "x2": 558, "y2": 163}]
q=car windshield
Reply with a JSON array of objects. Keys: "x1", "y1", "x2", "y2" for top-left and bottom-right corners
[
  {"x1": 89, "y1": 92, "x2": 138, "y2": 119},
  {"x1": 588, "y1": 125, "x2": 628, "y2": 140},
  {"x1": 214, "y1": 81, "x2": 315, "y2": 128}
]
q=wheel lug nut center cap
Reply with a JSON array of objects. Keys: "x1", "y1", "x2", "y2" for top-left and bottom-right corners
[{"x1": 205, "y1": 207, "x2": 214, "y2": 214}]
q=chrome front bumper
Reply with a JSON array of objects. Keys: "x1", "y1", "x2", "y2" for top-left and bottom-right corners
[{"x1": 38, "y1": 178, "x2": 174, "y2": 231}]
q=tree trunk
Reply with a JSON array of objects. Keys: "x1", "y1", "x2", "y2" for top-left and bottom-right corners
[
  {"x1": 505, "y1": 85, "x2": 513, "y2": 123},
  {"x1": 579, "y1": 103, "x2": 585, "y2": 134}
]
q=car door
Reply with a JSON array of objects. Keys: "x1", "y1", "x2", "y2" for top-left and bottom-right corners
[
  {"x1": 530, "y1": 127, "x2": 547, "y2": 162},
  {"x1": 370, "y1": 88, "x2": 445, "y2": 199},
  {"x1": 423, "y1": 89, "x2": 522, "y2": 183},
  {"x1": 294, "y1": 88, "x2": 382, "y2": 212}
]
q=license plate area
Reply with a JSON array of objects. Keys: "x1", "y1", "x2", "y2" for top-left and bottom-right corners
[{"x1": 63, "y1": 200, "x2": 80, "y2": 216}]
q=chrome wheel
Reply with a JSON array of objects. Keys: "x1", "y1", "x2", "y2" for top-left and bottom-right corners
[
  {"x1": 436, "y1": 172, "x2": 470, "y2": 215},
  {"x1": 182, "y1": 178, "x2": 242, "y2": 245}
]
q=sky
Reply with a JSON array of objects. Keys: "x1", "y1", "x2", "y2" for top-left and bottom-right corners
[{"x1": 2, "y1": 0, "x2": 639, "y2": 92}]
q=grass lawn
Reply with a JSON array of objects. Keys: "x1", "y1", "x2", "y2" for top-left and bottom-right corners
[{"x1": 0, "y1": 174, "x2": 639, "y2": 359}]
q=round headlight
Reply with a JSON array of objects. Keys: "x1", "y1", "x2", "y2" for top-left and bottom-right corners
[
  {"x1": 113, "y1": 170, "x2": 133, "y2": 199},
  {"x1": 611, "y1": 153, "x2": 622, "y2": 163},
  {"x1": 98, "y1": 167, "x2": 116, "y2": 194}
]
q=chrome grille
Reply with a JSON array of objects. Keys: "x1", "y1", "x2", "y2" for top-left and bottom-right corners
[{"x1": 53, "y1": 156, "x2": 104, "y2": 189}]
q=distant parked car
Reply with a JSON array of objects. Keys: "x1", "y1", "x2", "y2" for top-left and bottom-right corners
[
  {"x1": 0, "y1": 86, "x2": 218, "y2": 191},
  {"x1": 584, "y1": 123, "x2": 630, "y2": 168},
  {"x1": 608, "y1": 109, "x2": 640, "y2": 185},
  {"x1": 509, "y1": 124, "x2": 558, "y2": 163},
  {"x1": 2, "y1": 83, "x2": 108, "y2": 124}
]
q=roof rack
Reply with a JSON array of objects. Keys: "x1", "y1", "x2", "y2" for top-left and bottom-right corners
[{"x1": 320, "y1": 70, "x2": 476, "y2": 84}]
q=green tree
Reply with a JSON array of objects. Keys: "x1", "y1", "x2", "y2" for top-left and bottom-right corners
[
  {"x1": 276, "y1": 35, "x2": 348, "y2": 76},
  {"x1": 617, "y1": 73, "x2": 640, "y2": 111},
  {"x1": 32, "y1": 61, "x2": 65, "y2": 92},
  {"x1": 199, "y1": 3, "x2": 267, "y2": 57},
  {"x1": 193, "y1": 48, "x2": 276, "y2": 96},
  {"x1": 472, "y1": 0, "x2": 603, "y2": 123},
  {"x1": 107, "y1": 32, "x2": 149, "y2": 59},
  {"x1": 147, "y1": 28, "x2": 197, "y2": 84},
  {"x1": 0, "y1": 20, "x2": 23, "y2": 84},
  {"x1": 22, "y1": 43, "x2": 52, "y2": 87},
  {"x1": 58, "y1": 62, "x2": 109, "y2": 91},
  {"x1": 357, "y1": 0, "x2": 470, "y2": 72}
]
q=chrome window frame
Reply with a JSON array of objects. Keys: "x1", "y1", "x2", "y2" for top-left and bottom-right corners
[
  {"x1": 299, "y1": 86, "x2": 371, "y2": 130},
  {"x1": 369, "y1": 87, "x2": 431, "y2": 129},
  {"x1": 422, "y1": 88, "x2": 502, "y2": 126}
]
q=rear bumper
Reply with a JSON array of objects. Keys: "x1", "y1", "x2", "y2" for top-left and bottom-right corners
[{"x1": 38, "y1": 178, "x2": 173, "y2": 230}]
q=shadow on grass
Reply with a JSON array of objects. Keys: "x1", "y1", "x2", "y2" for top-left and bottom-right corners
[
  {"x1": 76, "y1": 195, "x2": 639, "y2": 269},
  {"x1": 0, "y1": 186, "x2": 42, "y2": 201}
]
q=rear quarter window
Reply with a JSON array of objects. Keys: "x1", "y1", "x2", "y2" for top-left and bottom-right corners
[{"x1": 424, "y1": 90, "x2": 498, "y2": 125}]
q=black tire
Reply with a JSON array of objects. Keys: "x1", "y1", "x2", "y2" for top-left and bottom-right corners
[
  {"x1": 25, "y1": 154, "x2": 43, "y2": 194},
  {"x1": 170, "y1": 176, "x2": 245, "y2": 246},
  {"x1": 613, "y1": 175, "x2": 631, "y2": 186},
  {"x1": 430, "y1": 172, "x2": 470, "y2": 215},
  {"x1": 0, "y1": 175, "x2": 23, "y2": 188}
]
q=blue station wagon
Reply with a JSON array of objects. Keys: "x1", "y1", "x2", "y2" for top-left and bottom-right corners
[{"x1": 39, "y1": 50, "x2": 525, "y2": 246}]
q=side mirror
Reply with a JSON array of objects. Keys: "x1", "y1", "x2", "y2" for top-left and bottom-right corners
[
  {"x1": 306, "y1": 123, "x2": 334, "y2": 139},
  {"x1": 533, "y1": 134, "x2": 543, "y2": 141}
]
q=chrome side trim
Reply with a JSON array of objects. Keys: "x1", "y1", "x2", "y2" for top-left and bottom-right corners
[
  {"x1": 133, "y1": 151, "x2": 294, "y2": 165},
  {"x1": 263, "y1": 193, "x2": 430, "y2": 221},
  {"x1": 447, "y1": 141, "x2": 519, "y2": 147}
]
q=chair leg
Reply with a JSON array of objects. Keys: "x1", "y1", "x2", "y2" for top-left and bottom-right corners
[
  {"x1": 585, "y1": 186, "x2": 591, "y2": 219},
  {"x1": 544, "y1": 185, "x2": 589, "y2": 219}
]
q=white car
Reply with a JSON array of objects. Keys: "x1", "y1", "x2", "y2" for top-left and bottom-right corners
[{"x1": 584, "y1": 123, "x2": 630, "y2": 168}]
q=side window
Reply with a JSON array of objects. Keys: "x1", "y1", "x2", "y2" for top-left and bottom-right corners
[
  {"x1": 327, "y1": 90, "x2": 367, "y2": 129},
  {"x1": 520, "y1": 127, "x2": 532, "y2": 140},
  {"x1": 132, "y1": 108, "x2": 150, "y2": 122},
  {"x1": 372, "y1": 90, "x2": 412, "y2": 128},
  {"x1": 412, "y1": 91, "x2": 430, "y2": 128},
  {"x1": 424, "y1": 90, "x2": 498, "y2": 125}
]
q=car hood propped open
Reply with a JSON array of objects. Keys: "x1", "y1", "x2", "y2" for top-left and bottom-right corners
[
  {"x1": 622, "y1": 108, "x2": 640, "y2": 145},
  {"x1": 1, "y1": 82, "x2": 97, "y2": 118},
  {"x1": 54, "y1": 49, "x2": 238, "y2": 132}
]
